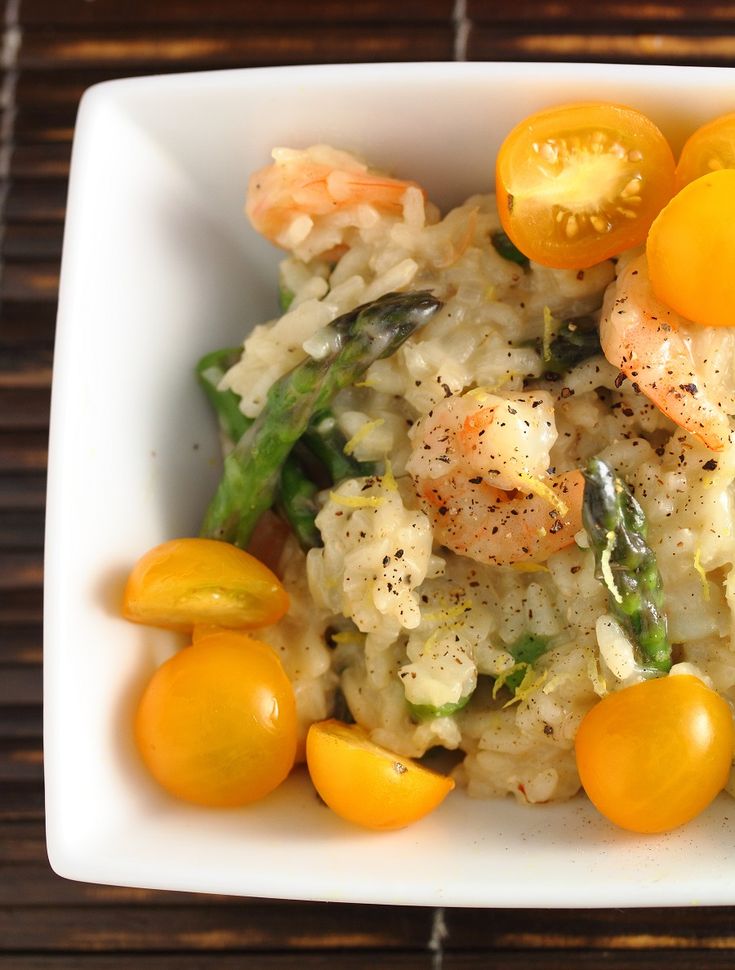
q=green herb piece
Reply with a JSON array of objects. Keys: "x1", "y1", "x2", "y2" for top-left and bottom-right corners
[
  {"x1": 491, "y1": 230, "x2": 530, "y2": 268},
  {"x1": 408, "y1": 695, "x2": 472, "y2": 722}
]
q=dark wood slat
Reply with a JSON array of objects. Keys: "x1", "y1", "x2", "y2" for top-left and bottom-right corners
[
  {"x1": 0, "y1": 957, "x2": 432, "y2": 970},
  {"x1": 0, "y1": 304, "x2": 57, "y2": 345},
  {"x1": 0, "y1": 430, "x2": 48, "y2": 471},
  {"x1": 9, "y1": 146, "x2": 72, "y2": 181},
  {"x1": 467, "y1": 0, "x2": 735, "y2": 22},
  {"x1": 445, "y1": 956, "x2": 735, "y2": 970},
  {"x1": 1, "y1": 263, "x2": 61, "y2": 302},
  {"x1": 0, "y1": 737, "x2": 43, "y2": 782},
  {"x1": 4, "y1": 181, "x2": 66, "y2": 222},
  {"x1": 0, "y1": 705, "x2": 42, "y2": 740},
  {"x1": 3, "y1": 223, "x2": 65, "y2": 259},
  {"x1": 0, "y1": 550, "x2": 43, "y2": 590},
  {"x1": 0, "y1": 347, "x2": 53, "y2": 388},
  {"x1": 446, "y1": 907, "x2": 735, "y2": 949},
  {"x1": 0, "y1": 820, "x2": 46, "y2": 862},
  {"x1": 0, "y1": 588, "x2": 43, "y2": 625},
  {"x1": 20, "y1": 0, "x2": 454, "y2": 26},
  {"x1": 18, "y1": 25, "x2": 453, "y2": 71},
  {"x1": 467, "y1": 28, "x2": 735, "y2": 63},
  {"x1": 0, "y1": 508, "x2": 44, "y2": 547},
  {"x1": 0, "y1": 474, "x2": 47, "y2": 512},
  {"x1": 0, "y1": 624, "x2": 42, "y2": 664},
  {"x1": 0, "y1": 780, "x2": 44, "y2": 820},
  {"x1": 0, "y1": 903, "x2": 434, "y2": 951},
  {"x1": 0, "y1": 667, "x2": 42, "y2": 706},
  {"x1": 0, "y1": 389, "x2": 50, "y2": 430}
]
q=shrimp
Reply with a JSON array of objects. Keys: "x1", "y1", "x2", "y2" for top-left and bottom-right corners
[
  {"x1": 600, "y1": 252, "x2": 732, "y2": 452},
  {"x1": 245, "y1": 145, "x2": 423, "y2": 261},
  {"x1": 405, "y1": 390, "x2": 584, "y2": 567}
]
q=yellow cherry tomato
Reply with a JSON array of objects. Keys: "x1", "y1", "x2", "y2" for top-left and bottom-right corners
[
  {"x1": 135, "y1": 630, "x2": 297, "y2": 807},
  {"x1": 575, "y1": 675, "x2": 734, "y2": 834},
  {"x1": 495, "y1": 101, "x2": 676, "y2": 269},
  {"x1": 676, "y1": 111, "x2": 735, "y2": 189},
  {"x1": 122, "y1": 537, "x2": 288, "y2": 632},
  {"x1": 647, "y1": 169, "x2": 735, "y2": 329},
  {"x1": 306, "y1": 719, "x2": 454, "y2": 830}
]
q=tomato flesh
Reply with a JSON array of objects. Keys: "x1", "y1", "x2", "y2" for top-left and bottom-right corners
[
  {"x1": 135, "y1": 630, "x2": 297, "y2": 806},
  {"x1": 306, "y1": 719, "x2": 454, "y2": 830},
  {"x1": 575, "y1": 674, "x2": 734, "y2": 833},
  {"x1": 495, "y1": 102, "x2": 676, "y2": 269},
  {"x1": 676, "y1": 111, "x2": 735, "y2": 189},
  {"x1": 123, "y1": 537, "x2": 289, "y2": 631}
]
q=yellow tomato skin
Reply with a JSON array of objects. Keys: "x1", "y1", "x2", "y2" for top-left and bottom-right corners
[
  {"x1": 647, "y1": 169, "x2": 735, "y2": 329},
  {"x1": 306, "y1": 719, "x2": 454, "y2": 830},
  {"x1": 495, "y1": 102, "x2": 675, "y2": 269},
  {"x1": 135, "y1": 631, "x2": 297, "y2": 807},
  {"x1": 575, "y1": 675, "x2": 734, "y2": 834},
  {"x1": 123, "y1": 537, "x2": 289, "y2": 632},
  {"x1": 676, "y1": 111, "x2": 735, "y2": 189}
]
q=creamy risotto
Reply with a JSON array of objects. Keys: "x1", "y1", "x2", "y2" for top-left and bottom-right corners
[{"x1": 218, "y1": 144, "x2": 735, "y2": 807}]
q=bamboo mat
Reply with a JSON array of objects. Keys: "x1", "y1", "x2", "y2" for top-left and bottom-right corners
[{"x1": 3, "y1": 1, "x2": 735, "y2": 966}]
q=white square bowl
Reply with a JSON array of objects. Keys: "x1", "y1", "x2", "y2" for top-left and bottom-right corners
[{"x1": 45, "y1": 61, "x2": 735, "y2": 907}]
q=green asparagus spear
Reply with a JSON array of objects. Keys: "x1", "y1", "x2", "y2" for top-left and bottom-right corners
[
  {"x1": 196, "y1": 347, "x2": 252, "y2": 443},
  {"x1": 491, "y1": 230, "x2": 530, "y2": 268},
  {"x1": 302, "y1": 410, "x2": 374, "y2": 482},
  {"x1": 582, "y1": 457, "x2": 671, "y2": 674},
  {"x1": 277, "y1": 457, "x2": 322, "y2": 550},
  {"x1": 198, "y1": 346, "x2": 322, "y2": 549},
  {"x1": 201, "y1": 290, "x2": 443, "y2": 547}
]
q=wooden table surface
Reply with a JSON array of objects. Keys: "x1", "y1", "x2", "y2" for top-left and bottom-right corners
[{"x1": 3, "y1": 1, "x2": 735, "y2": 966}]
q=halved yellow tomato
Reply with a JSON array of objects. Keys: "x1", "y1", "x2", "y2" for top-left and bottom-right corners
[
  {"x1": 575, "y1": 674, "x2": 734, "y2": 833},
  {"x1": 676, "y1": 111, "x2": 735, "y2": 189},
  {"x1": 306, "y1": 719, "x2": 454, "y2": 830},
  {"x1": 647, "y1": 168, "x2": 735, "y2": 329},
  {"x1": 122, "y1": 537, "x2": 288, "y2": 631},
  {"x1": 135, "y1": 630, "x2": 298, "y2": 807},
  {"x1": 495, "y1": 102, "x2": 676, "y2": 268}
]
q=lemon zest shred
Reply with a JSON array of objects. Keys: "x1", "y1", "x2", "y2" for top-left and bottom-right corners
[
  {"x1": 381, "y1": 459, "x2": 397, "y2": 493},
  {"x1": 694, "y1": 547, "x2": 710, "y2": 602},
  {"x1": 586, "y1": 646, "x2": 608, "y2": 697},
  {"x1": 503, "y1": 668, "x2": 549, "y2": 708},
  {"x1": 515, "y1": 470, "x2": 568, "y2": 517},
  {"x1": 330, "y1": 630, "x2": 365, "y2": 645},
  {"x1": 509, "y1": 561, "x2": 551, "y2": 574},
  {"x1": 492, "y1": 663, "x2": 526, "y2": 700},
  {"x1": 329, "y1": 492, "x2": 384, "y2": 509},
  {"x1": 343, "y1": 418, "x2": 385, "y2": 457},
  {"x1": 600, "y1": 529, "x2": 623, "y2": 605},
  {"x1": 543, "y1": 306, "x2": 558, "y2": 363},
  {"x1": 423, "y1": 600, "x2": 472, "y2": 624},
  {"x1": 421, "y1": 629, "x2": 441, "y2": 658}
]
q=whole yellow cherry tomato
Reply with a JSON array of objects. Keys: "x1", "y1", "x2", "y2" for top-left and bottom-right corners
[
  {"x1": 647, "y1": 169, "x2": 735, "y2": 329},
  {"x1": 575, "y1": 674, "x2": 734, "y2": 834},
  {"x1": 123, "y1": 537, "x2": 288, "y2": 632},
  {"x1": 306, "y1": 719, "x2": 454, "y2": 830},
  {"x1": 135, "y1": 630, "x2": 297, "y2": 807},
  {"x1": 676, "y1": 111, "x2": 735, "y2": 189},
  {"x1": 495, "y1": 101, "x2": 675, "y2": 269}
]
